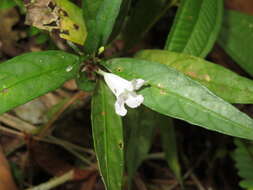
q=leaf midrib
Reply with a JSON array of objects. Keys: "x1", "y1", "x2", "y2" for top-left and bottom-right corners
[
  {"x1": 0, "y1": 62, "x2": 77, "y2": 92},
  {"x1": 125, "y1": 68, "x2": 253, "y2": 130},
  {"x1": 101, "y1": 82, "x2": 110, "y2": 189},
  {"x1": 149, "y1": 82, "x2": 252, "y2": 130}
]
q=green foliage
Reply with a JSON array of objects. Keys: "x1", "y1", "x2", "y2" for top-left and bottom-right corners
[
  {"x1": 108, "y1": 0, "x2": 132, "y2": 42},
  {"x1": 160, "y1": 118, "x2": 182, "y2": 184},
  {"x1": 0, "y1": 51, "x2": 80, "y2": 115},
  {"x1": 165, "y1": 0, "x2": 223, "y2": 57},
  {"x1": 1, "y1": 0, "x2": 253, "y2": 189},
  {"x1": 218, "y1": 10, "x2": 253, "y2": 76},
  {"x1": 233, "y1": 139, "x2": 253, "y2": 190},
  {"x1": 82, "y1": 0, "x2": 124, "y2": 53},
  {"x1": 0, "y1": 0, "x2": 16, "y2": 10},
  {"x1": 28, "y1": 27, "x2": 50, "y2": 45},
  {"x1": 124, "y1": 106, "x2": 158, "y2": 187},
  {"x1": 123, "y1": 0, "x2": 174, "y2": 48},
  {"x1": 91, "y1": 80, "x2": 124, "y2": 190},
  {"x1": 103, "y1": 58, "x2": 253, "y2": 140},
  {"x1": 135, "y1": 50, "x2": 253, "y2": 104}
]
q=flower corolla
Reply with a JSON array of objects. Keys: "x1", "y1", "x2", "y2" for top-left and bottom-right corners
[{"x1": 101, "y1": 71, "x2": 145, "y2": 116}]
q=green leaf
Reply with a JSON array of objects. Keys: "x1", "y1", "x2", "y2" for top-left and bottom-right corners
[
  {"x1": 103, "y1": 58, "x2": 253, "y2": 140},
  {"x1": 124, "y1": 106, "x2": 157, "y2": 187},
  {"x1": 108, "y1": 0, "x2": 132, "y2": 42},
  {"x1": 82, "y1": 0, "x2": 123, "y2": 53},
  {"x1": 0, "y1": 51, "x2": 80, "y2": 115},
  {"x1": 91, "y1": 80, "x2": 124, "y2": 190},
  {"x1": 233, "y1": 139, "x2": 253, "y2": 189},
  {"x1": 123, "y1": 0, "x2": 173, "y2": 49},
  {"x1": 13, "y1": 0, "x2": 25, "y2": 13},
  {"x1": 165, "y1": 0, "x2": 223, "y2": 57},
  {"x1": 135, "y1": 49, "x2": 253, "y2": 104},
  {"x1": 160, "y1": 118, "x2": 182, "y2": 184},
  {"x1": 218, "y1": 10, "x2": 253, "y2": 77},
  {"x1": 0, "y1": 0, "x2": 16, "y2": 10}
]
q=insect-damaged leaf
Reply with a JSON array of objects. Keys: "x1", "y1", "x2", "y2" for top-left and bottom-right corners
[{"x1": 25, "y1": 0, "x2": 87, "y2": 45}]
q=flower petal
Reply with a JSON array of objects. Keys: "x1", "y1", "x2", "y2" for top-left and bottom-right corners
[
  {"x1": 103, "y1": 73, "x2": 133, "y2": 96},
  {"x1": 125, "y1": 93, "x2": 144, "y2": 108},
  {"x1": 115, "y1": 97, "x2": 127, "y2": 116},
  {"x1": 131, "y1": 79, "x2": 145, "y2": 90}
]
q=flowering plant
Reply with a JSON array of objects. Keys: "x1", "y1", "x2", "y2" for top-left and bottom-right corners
[{"x1": 0, "y1": 0, "x2": 253, "y2": 189}]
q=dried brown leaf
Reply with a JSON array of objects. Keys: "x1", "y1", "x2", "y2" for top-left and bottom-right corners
[{"x1": 0, "y1": 146, "x2": 18, "y2": 190}]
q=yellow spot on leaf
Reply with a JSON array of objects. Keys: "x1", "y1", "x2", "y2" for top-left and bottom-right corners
[
  {"x1": 157, "y1": 83, "x2": 163, "y2": 88},
  {"x1": 54, "y1": 0, "x2": 87, "y2": 45},
  {"x1": 159, "y1": 90, "x2": 167, "y2": 95},
  {"x1": 116, "y1": 67, "x2": 123, "y2": 72},
  {"x1": 203, "y1": 74, "x2": 211, "y2": 82},
  {"x1": 0, "y1": 88, "x2": 8, "y2": 94}
]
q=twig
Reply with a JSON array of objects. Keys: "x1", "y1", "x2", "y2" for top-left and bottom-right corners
[
  {"x1": 0, "y1": 125, "x2": 24, "y2": 137},
  {"x1": 166, "y1": 151, "x2": 208, "y2": 189},
  {"x1": 62, "y1": 145, "x2": 93, "y2": 165},
  {"x1": 0, "y1": 113, "x2": 36, "y2": 133},
  {"x1": 0, "y1": 126, "x2": 93, "y2": 165},
  {"x1": 25, "y1": 170, "x2": 74, "y2": 190},
  {"x1": 190, "y1": 173, "x2": 206, "y2": 190},
  {"x1": 47, "y1": 136, "x2": 95, "y2": 155},
  {"x1": 146, "y1": 152, "x2": 165, "y2": 160},
  {"x1": 38, "y1": 91, "x2": 88, "y2": 139}
]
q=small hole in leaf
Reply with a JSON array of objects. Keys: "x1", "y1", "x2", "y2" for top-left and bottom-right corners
[
  {"x1": 73, "y1": 24, "x2": 79, "y2": 30},
  {"x1": 1, "y1": 88, "x2": 8, "y2": 94},
  {"x1": 59, "y1": 9, "x2": 68, "y2": 17},
  {"x1": 116, "y1": 67, "x2": 123, "y2": 72},
  {"x1": 43, "y1": 21, "x2": 58, "y2": 27},
  {"x1": 159, "y1": 90, "x2": 166, "y2": 95},
  {"x1": 48, "y1": 1, "x2": 56, "y2": 10},
  {"x1": 118, "y1": 142, "x2": 123, "y2": 149}
]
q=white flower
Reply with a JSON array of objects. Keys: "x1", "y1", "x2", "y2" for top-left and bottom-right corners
[{"x1": 99, "y1": 70, "x2": 145, "y2": 116}]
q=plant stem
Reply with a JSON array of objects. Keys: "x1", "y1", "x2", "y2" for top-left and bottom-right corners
[
  {"x1": 0, "y1": 113, "x2": 36, "y2": 133},
  {"x1": 146, "y1": 152, "x2": 165, "y2": 160},
  {"x1": 25, "y1": 170, "x2": 74, "y2": 190}
]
